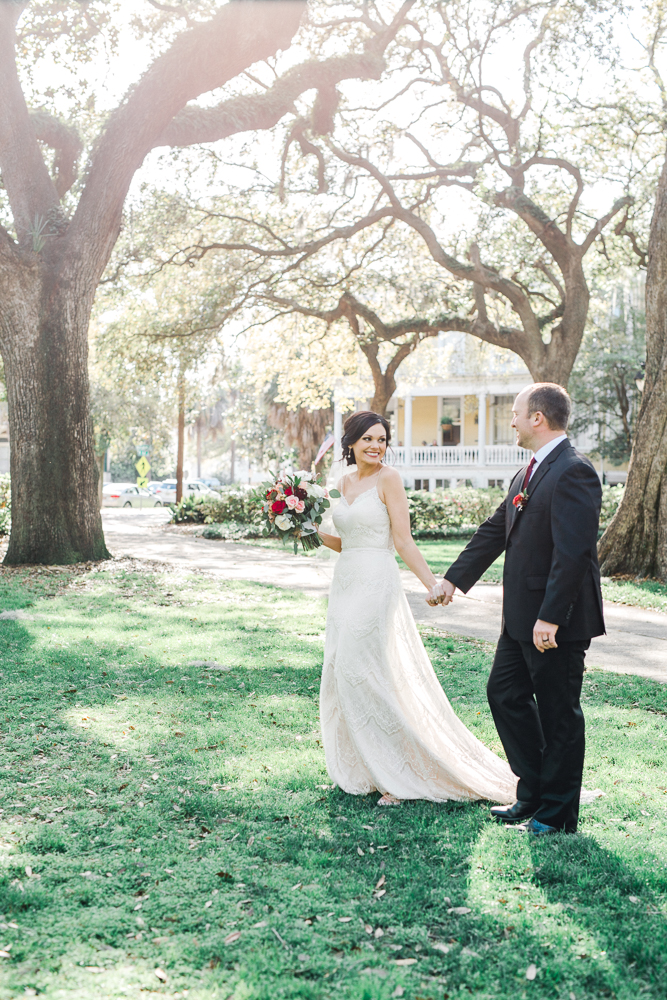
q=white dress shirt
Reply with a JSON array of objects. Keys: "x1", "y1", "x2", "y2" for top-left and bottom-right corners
[{"x1": 528, "y1": 434, "x2": 568, "y2": 481}]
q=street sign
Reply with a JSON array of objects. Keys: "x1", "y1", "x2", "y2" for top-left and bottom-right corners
[
  {"x1": 137, "y1": 476, "x2": 148, "y2": 488},
  {"x1": 135, "y1": 455, "x2": 150, "y2": 478}
]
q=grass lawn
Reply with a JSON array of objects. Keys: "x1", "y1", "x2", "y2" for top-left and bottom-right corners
[{"x1": 1, "y1": 561, "x2": 667, "y2": 999}]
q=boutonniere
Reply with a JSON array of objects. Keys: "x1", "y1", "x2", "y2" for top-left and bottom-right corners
[{"x1": 512, "y1": 489, "x2": 529, "y2": 511}]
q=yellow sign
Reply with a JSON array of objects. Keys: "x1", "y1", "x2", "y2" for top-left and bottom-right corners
[
  {"x1": 137, "y1": 476, "x2": 148, "y2": 488},
  {"x1": 135, "y1": 455, "x2": 150, "y2": 478}
]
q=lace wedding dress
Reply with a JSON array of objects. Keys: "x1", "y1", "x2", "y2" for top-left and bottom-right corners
[{"x1": 320, "y1": 485, "x2": 517, "y2": 803}]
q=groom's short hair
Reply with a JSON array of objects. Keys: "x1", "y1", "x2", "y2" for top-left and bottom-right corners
[{"x1": 526, "y1": 383, "x2": 571, "y2": 430}]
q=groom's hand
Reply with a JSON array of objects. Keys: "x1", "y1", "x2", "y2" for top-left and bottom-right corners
[
  {"x1": 533, "y1": 619, "x2": 559, "y2": 652},
  {"x1": 427, "y1": 579, "x2": 456, "y2": 606}
]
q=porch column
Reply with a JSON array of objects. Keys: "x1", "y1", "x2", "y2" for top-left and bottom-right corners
[
  {"x1": 404, "y1": 393, "x2": 413, "y2": 461},
  {"x1": 477, "y1": 391, "x2": 486, "y2": 463},
  {"x1": 460, "y1": 395, "x2": 466, "y2": 446},
  {"x1": 333, "y1": 398, "x2": 343, "y2": 463}
]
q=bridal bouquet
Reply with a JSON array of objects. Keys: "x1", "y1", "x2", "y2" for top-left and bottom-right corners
[{"x1": 256, "y1": 471, "x2": 340, "y2": 553}]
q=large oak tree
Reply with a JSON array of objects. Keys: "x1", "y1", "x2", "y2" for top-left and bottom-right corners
[{"x1": 0, "y1": 0, "x2": 408, "y2": 564}]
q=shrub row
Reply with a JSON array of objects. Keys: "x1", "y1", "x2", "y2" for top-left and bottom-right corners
[
  {"x1": 169, "y1": 482, "x2": 626, "y2": 539},
  {"x1": 0, "y1": 475, "x2": 10, "y2": 535}
]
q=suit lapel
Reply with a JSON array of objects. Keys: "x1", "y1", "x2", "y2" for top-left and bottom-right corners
[
  {"x1": 507, "y1": 467, "x2": 527, "y2": 536},
  {"x1": 507, "y1": 439, "x2": 572, "y2": 536}
]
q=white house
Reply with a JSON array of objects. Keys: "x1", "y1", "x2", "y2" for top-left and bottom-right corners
[{"x1": 331, "y1": 334, "x2": 621, "y2": 488}]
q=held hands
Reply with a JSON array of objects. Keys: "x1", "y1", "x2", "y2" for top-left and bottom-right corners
[
  {"x1": 426, "y1": 578, "x2": 456, "y2": 607},
  {"x1": 533, "y1": 619, "x2": 559, "y2": 652}
]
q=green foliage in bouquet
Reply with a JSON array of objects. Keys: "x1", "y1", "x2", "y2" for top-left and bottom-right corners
[
  {"x1": 0, "y1": 474, "x2": 10, "y2": 535},
  {"x1": 255, "y1": 472, "x2": 340, "y2": 554}
]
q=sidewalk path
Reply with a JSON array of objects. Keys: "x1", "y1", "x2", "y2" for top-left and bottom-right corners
[{"x1": 103, "y1": 510, "x2": 667, "y2": 684}]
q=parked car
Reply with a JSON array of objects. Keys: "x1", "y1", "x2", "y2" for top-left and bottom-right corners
[
  {"x1": 200, "y1": 477, "x2": 222, "y2": 489},
  {"x1": 153, "y1": 479, "x2": 219, "y2": 505},
  {"x1": 102, "y1": 483, "x2": 163, "y2": 508}
]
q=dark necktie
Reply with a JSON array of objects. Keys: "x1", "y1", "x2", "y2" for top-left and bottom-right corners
[{"x1": 521, "y1": 457, "x2": 536, "y2": 492}]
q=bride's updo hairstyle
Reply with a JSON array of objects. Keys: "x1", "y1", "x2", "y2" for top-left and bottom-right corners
[{"x1": 341, "y1": 410, "x2": 391, "y2": 466}]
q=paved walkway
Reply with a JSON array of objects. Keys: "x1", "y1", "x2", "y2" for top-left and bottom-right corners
[{"x1": 103, "y1": 509, "x2": 667, "y2": 684}]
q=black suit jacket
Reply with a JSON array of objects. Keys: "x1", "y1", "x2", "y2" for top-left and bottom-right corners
[{"x1": 445, "y1": 439, "x2": 605, "y2": 642}]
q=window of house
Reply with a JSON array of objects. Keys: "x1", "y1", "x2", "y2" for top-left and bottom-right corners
[
  {"x1": 414, "y1": 479, "x2": 431, "y2": 491},
  {"x1": 441, "y1": 397, "x2": 462, "y2": 445},
  {"x1": 492, "y1": 395, "x2": 514, "y2": 444},
  {"x1": 435, "y1": 479, "x2": 448, "y2": 489}
]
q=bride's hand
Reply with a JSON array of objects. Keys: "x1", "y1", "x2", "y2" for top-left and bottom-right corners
[{"x1": 426, "y1": 579, "x2": 455, "y2": 606}]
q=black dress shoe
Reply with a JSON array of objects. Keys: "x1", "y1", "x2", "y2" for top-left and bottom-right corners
[
  {"x1": 490, "y1": 801, "x2": 536, "y2": 824},
  {"x1": 515, "y1": 818, "x2": 558, "y2": 836}
]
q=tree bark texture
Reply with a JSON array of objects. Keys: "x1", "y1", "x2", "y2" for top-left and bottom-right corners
[
  {"x1": 598, "y1": 151, "x2": 667, "y2": 581},
  {"x1": 268, "y1": 404, "x2": 333, "y2": 470},
  {"x1": 176, "y1": 378, "x2": 185, "y2": 503},
  {"x1": 0, "y1": 250, "x2": 109, "y2": 563}
]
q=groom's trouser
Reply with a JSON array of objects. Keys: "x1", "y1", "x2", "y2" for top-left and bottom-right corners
[{"x1": 487, "y1": 630, "x2": 590, "y2": 832}]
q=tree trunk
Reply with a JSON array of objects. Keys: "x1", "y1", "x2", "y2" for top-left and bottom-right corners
[
  {"x1": 598, "y1": 151, "x2": 667, "y2": 581},
  {"x1": 176, "y1": 377, "x2": 185, "y2": 503},
  {"x1": 0, "y1": 263, "x2": 109, "y2": 564},
  {"x1": 196, "y1": 412, "x2": 202, "y2": 479}
]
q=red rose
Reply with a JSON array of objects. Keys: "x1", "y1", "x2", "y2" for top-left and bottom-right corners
[
  {"x1": 512, "y1": 494, "x2": 522, "y2": 508},
  {"x1": 296, "y1": 487, "x2": 308, "y2": 500},
  {"x1": 271, "y1": 500, "x2": 286, "y2": 514},
  {"x1": 284, "y1": 486, "x2": 293, "y2": 497}
]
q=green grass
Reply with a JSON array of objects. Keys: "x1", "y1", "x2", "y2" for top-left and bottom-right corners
[{"x1": 1, "y1": 561, "x2": 667, "y2": 999}]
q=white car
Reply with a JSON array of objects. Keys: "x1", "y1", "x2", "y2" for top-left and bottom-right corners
[
  {"x1": 102, "y1": 483, "x2": 163, "y2": 508},
  {"x1": 153, "y1": 479, "x2": 219, "y2": 505}
]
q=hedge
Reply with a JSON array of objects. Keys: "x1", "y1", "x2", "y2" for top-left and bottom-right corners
[
  {"x1": 169, "y1": 482, "x2": 626, "y2": 540},
  {"x1": 0, "y1": 475, "x2": 10, "y2": 535}
]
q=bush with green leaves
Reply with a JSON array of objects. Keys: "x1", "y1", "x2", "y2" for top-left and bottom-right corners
[
  {"x1": 0, "y1": 474, "x2": 10, "y2": 535},
  {"x1": 201, "y1": 521, "x2": 262, "y2": 540},
  {"x1": 600, "y1": 483, "x2": 624, "y2": 530},
  {"x1": 406, "y1": 487, "x2": 505, "y2": 538},
  {"x1": 169, "y1": 495, "x2": 207, "y2": 524}
]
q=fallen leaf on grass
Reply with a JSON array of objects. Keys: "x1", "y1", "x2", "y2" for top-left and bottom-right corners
[
  {"x1": 224, "y1": 931, "x2": 241, "y2": 945},
  {"x1": 357, "y1": 847, "x2": 364, "y2": 856},
  {"x1": 526, "y1": 964, "x2": 537, "y2": 981},
  {"x1": 447, "y1": 907, "x2": 471, "y2": 915},
  {"x1": 0, "y1": 951, "x2": 10, "y2": 959},
  {"x1": 431, "y1": 942, "x2": 450, "y2": 954},
  {"x1": 253, "y1": 920, "x2": 268, "y2": 928},
  {"x1": 216, "y1": 871, "x2": 233, "y2": 881},
  {"x1": 338, "y1": 917, "x2": 353, "y2": 923},
  {"x1": 394, "y1": 958, "x2": 417, "y2": 966},
  {"x1": 629, "y1": 896, "x2": 640, "y2": 904},
  {"x1": 204, "y1": 901, "x2": 213, "y2": 909},
  {"x1": 155, "y1": 968, "x2": 168, "y2": 982},
  {"x1": 373, "y1": 889, "x2": 386, "y2": 898},
  {"x1": 375, "y1": 875, "x2": 386, "y2": 889},
  {"x1": 374, "y1": 928, "x2": 384, "y2": 939},
  {"x1": 364, "y1": 924, "x2": 373, "y2": 935}
]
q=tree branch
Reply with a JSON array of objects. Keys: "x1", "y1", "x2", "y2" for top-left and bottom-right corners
[
  {"x1": 30, "y1": 110, "x2": 83, "y2": 197},
  {"x1": 153, "y1": 1, "x2": 414, "y2": 147},
  {"x1": 68, "y1": 1, "x2": 308, "y2": 271},
  {"x1": 580, "y1": 196, "x2": 634, "y2": 254},
  {"x1": 0, "y1": 5, "x2": 60, "y2": 242}
]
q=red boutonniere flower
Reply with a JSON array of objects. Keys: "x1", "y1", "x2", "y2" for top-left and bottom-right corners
[{"x1": 512, "y1": 489, "x2": 529, "y2": 511}]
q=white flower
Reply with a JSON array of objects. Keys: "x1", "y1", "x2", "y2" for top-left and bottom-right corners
[
  {"x1": 306, "y1": 483, "x2": 326, "y2": 498},
  {"x1": 296, "y1": 470, "x2": 313, "y2": 481},
  {"x1": 275, "y1": 514, "x2": 293, "y2": 531}
]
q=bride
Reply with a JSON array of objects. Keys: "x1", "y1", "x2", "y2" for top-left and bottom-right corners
[{"x1": 317, "y1": 410, "x2": 516, "y2": 806}]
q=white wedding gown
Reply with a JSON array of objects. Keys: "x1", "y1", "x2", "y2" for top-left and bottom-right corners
[{"x1": 320, "y1": 485, "x2": 517, "y2": 803}]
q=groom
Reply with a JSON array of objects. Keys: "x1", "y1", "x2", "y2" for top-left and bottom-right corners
[{"x1": 430, "y1": 383, "x2": 604, "y2": 835}]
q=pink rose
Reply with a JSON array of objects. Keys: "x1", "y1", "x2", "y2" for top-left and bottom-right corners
[
  {"x1": 294, "y1": 500, "x2": 305, "y2": 513},
  {"x1": 285, "y1": 494, "x2": 299, "y2": 509}
]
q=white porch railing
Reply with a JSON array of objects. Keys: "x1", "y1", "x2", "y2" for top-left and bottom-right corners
[
  {"x1": 388, "y1": 445, "x2": 531, "y2": 467},
  {"x1": 484, "y1": 445, "x2": 532, "y2": 465}
]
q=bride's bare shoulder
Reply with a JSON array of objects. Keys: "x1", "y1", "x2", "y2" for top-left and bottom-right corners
[{"x1": 378, "y1": 466, "x2": 405, "y2": 494}]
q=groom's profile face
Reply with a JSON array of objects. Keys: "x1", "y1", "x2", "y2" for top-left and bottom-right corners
[{"x1": 511, "y1": 390, "x2": 535, "y2": 449}]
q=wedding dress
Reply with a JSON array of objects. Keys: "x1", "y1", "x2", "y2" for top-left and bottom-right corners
[{"x1": 320, "y1": 484, "x2": 517, "y2": 803}]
